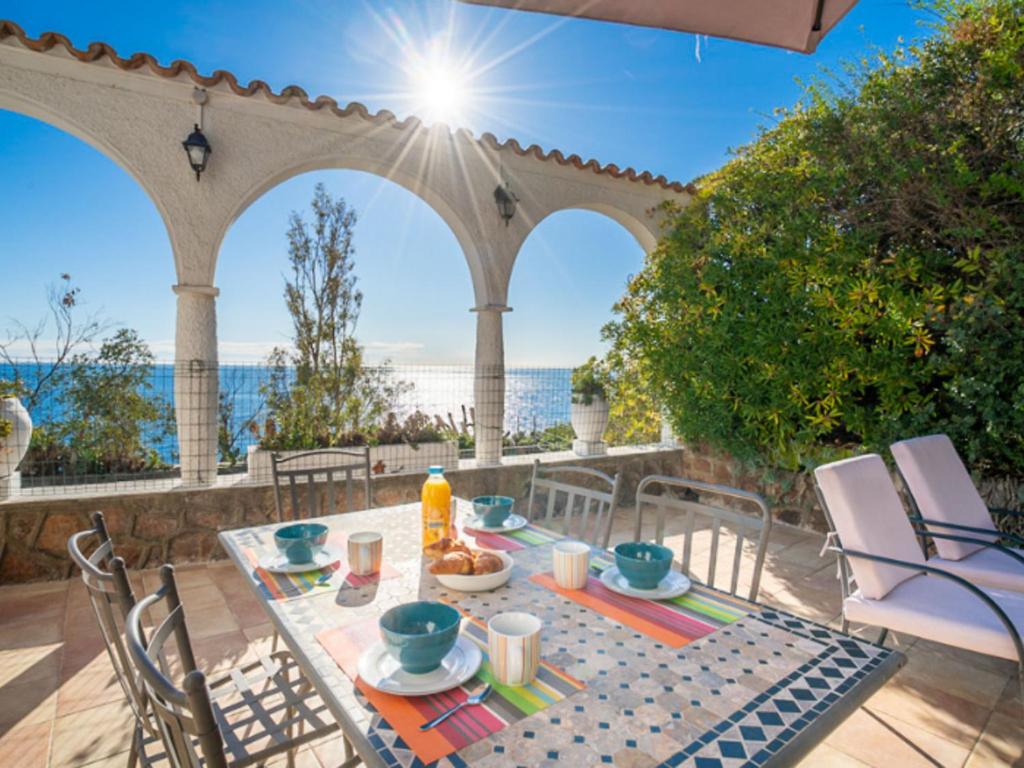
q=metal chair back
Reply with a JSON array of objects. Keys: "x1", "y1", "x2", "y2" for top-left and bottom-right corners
[
  {"x1": 271, "y1": 447, "x2": 372, "y2": 522},
  {"x1": 67, "y1": 511, "x2": 155, "y2": 739},
  {"x1": 527, "y1": 461, "x2": 622, "y2": 548},
  {"x1": 634, "y1": 475, "x2": 772, "y2": 601},
  {"x1": 127, "y1": 565, "x2": 228, "y2": 768}
]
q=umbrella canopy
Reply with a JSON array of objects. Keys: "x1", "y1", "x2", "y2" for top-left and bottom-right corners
[{"x1": 457, "y1": 0, "x2": 859, "y2": 53}]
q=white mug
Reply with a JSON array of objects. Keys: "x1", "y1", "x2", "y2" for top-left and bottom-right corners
[
  {"x1": 347, "y1": 531, "x2": 383, "y2": 576},
  {"x1": 487, "y1": 612, "x2": 541, "y2": 687},
  {"x1": 552, "y1": 540, "x2": 590, "y2": 590}
]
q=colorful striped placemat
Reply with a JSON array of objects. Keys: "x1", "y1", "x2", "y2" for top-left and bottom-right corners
[
  {"x1": 242, "y1": 532, "x2": 400, "y2": 601},
  {"x1": 460, "y1": 522, "x2": 563, "y2": 552},
  {"x1": 529, "y1": 552, "x2": 750, "y2": 648},
  {"x1": 316, "y1": 613, "x2": 585, "y2": 765}
]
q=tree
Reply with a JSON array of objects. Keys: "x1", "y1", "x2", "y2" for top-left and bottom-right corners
[
  {"x1": 605, "y1": 0, "x2": 1024, "y2": 474},
  {"x1": 259, "y1": 184, "x2": 403, "y2": 450}
]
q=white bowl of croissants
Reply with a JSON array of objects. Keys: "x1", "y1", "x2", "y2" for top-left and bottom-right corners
[{"x1": 424, "y1": 537, "x2": 513, "y2": 592}]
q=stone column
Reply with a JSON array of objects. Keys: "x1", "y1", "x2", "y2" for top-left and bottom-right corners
[
  {"x1": 173, "y1": 284, "x2": 219, "y2": 485},
  {"x1": 472, "y1": 305, "x2": 510, "y2": 467}
]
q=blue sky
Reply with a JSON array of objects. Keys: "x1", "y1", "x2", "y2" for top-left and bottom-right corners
[{"x1": 0, "y1": 1, "x2": 932, "y2": 365}]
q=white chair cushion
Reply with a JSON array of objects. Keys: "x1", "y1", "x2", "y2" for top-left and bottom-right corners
[
  {"x1": 844, "y1": 573, "x2": 1024, "y2": 661},
  {"x1": 929, "y1": 546, "x2": 1024, "y2": 593},
  {"x1": 815, "y1": 455, "x2": 924, "y2": 600},
  {"x1": 891, "y1": 434, "x2": 997, "y2": 560}
]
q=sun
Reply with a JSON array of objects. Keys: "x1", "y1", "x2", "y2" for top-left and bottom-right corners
[{"x1": 412, "y1": 60, "x2": 469, "y2": 126}]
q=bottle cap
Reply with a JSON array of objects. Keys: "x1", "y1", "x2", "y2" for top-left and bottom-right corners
[{"x1": 428, "y1": 465, "x2": 444, "y2": 474}]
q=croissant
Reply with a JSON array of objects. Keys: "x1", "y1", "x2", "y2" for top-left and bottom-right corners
[
  {"x1": 429, "y1": 552, "x2": 475, "y2": 575},
  {"x1": 472, "y1": 552, "x2": 505, "y2": 575},
  {"x1": 424, "y1": 537, "x2": 471, "y2": 561}
]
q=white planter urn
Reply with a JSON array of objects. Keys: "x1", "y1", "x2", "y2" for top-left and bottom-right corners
[
  {"x1": 570, "y1": 396, "x2": 609, "y2": 457},
  {"x1": 0, "y1": 397, "x2": 32, "y2": 500}
]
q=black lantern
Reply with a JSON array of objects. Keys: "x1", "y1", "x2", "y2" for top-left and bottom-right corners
[
  {"x1": 494, "y1": 182, "x2": 518, "y2": 226},
  {"x1": 182, "y1": 124, "x2": 211, "y2": 182}
]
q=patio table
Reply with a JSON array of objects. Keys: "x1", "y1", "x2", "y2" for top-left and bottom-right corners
[{"x1": 218, "y1": 499, "x2": 904, "y2": 768}]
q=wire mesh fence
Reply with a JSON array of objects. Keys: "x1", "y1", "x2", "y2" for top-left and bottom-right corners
[{"x1": 0, "y1": 360, "x2": 661, "y2": 497}]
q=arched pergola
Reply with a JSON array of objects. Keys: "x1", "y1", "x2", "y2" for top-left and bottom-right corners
[{"x1": 0, "y1": 20, "x2": 692, "y2": 481}]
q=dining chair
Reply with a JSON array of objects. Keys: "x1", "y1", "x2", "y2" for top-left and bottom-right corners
[
  {"x1": 67, "y1": 511, "x2": 160, "y2": 768},
  {"x1": 126, "y1": 564, "x2": 354, "y2": 768},
  {"x1": 814, "y1": 454, "x2": 1024, "y2": 711},
  {"x1": 526, "y1": 461, "x2": 622, "y2": 548},
  {"x1": 272, "y1": 447, "x2": 372, "y2": 522},
  {"x1": 633, "y1": 475, "x2": 773, "y2": 601},
  {"x1": 891, "y1": 433, "x2": 1024, "y2": 592}
]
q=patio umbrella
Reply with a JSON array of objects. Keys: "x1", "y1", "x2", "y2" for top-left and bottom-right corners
[{"x1": 457, "y1": 0, "x2": 859, "y2": 53}]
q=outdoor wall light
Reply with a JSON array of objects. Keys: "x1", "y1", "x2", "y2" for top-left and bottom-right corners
[
  {"x1": 494, "y1": 182, "x2": 518, "y2": 226},
  {"x1": 182, "y1": 124, "x2": 211, "y2": 182}
]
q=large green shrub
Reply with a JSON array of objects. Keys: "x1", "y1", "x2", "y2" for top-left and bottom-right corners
[{"x1": 605, "y1": 0, "x2": 1024, "y2": 473}]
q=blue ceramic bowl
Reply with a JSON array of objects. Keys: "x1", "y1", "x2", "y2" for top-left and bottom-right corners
[
  {"x1": 274, "y1": 523, "x2": 329, "y2": 565},
  {"x1": 614, "y1": 542, "x2": 674, "y2": 590},
  {"x1": 380, "y1": 601, "x2": 461, "y2": 674},
  {"x1": 472, "y1": 495, "x2": 514, "y2": 527}
]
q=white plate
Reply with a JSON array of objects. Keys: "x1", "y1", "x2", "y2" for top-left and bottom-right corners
[
  {"x1": 257, "y1": 548, "x2": 341, "y2": 575},
  {"x1": 599, "y1": 566, "x2": 691, "y2": 600},
  {"x1": 357, "y1": 635, "x2": 482, "y2": 696},
  {"x1": 434, "y1": 550, "x2": 513, "y2": 592},
  {"x1": 463, "y1": 513, "x2": 528, "y2": 533}
]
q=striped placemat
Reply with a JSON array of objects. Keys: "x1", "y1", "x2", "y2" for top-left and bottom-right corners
[
  {"x1": 242, "y1": 532, "x2": 399, "y2": 600},
  {"x1": 316, "y1": 613, "x2": 585, "y2": 765},
  {"x1": 460, "y1": 522, "x2": 562, "y2": 552},
  {"x1": 529, "y1": 552, "x2": 750, "y2": 648}
]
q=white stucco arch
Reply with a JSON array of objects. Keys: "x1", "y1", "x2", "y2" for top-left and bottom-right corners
[
  {"x1": 0, "y1": 93, "x2": 179, "y2": 261},
  {"x1": 0, "y1": 19, "x2": 692, "y2": 476},
  {"x1": 214, "y1": 153, "x2": 487, "y2": 306}
]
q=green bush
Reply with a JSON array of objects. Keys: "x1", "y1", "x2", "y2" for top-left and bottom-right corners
[
  {"x1": 605, "y1": 0, "x2": 1024, "y2": 473},
  {"x1": 571, "y1": 357, "x2": 608, "y2": 405}
]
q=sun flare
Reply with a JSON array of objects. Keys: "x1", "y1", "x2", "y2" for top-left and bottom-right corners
[{"x1": 412, "y1": 60, "x2": 470, "y2": 126}]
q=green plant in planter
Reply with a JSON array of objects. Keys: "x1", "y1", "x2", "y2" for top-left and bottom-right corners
[{"x1": 571, "y1": 357, "x2": 609, "y2": 406}]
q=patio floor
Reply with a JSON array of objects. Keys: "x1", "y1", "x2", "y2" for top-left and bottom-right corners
[{"x1": 0, "y1": 511, "x2": 1020, "y2": 767}]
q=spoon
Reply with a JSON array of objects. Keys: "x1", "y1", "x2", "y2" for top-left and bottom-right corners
[{"x1": 419, "y1": 684, "x2": 493, "y2": 731}]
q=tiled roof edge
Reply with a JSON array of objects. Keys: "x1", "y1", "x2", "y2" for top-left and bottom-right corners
[{"x1": 0, "y1": 19, "x2": 695, "y2": 194}]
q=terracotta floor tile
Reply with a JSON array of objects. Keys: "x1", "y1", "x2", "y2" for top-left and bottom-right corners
[
  {"x1": 57, "y1": 660, "x2": 124, "y2": 717},
  {"x1": 226, "y1": 593, "x2": 272, "y2": 628},
  {"x1": 865, "y1": 676, "x2": 989, "y2": 748},
  {"x1": 50, "y1": 700, "x2": 134, "y2": 768},
  {"x1": 0, "y1": 642, "x2": 62, "y2": 687},
  {"x1": 0, "y1": 674, "x2": 59, "y2": 729},
  {"x1": 0, "y1": 720, "x2": 51, "y2": 768},
  {"x1": 0, "y1": 611, "x2": 64, "y2": 649},
  {"x1": 896, "y1": 644, "x2": 1008, "y2": 708},
  {"x1": 179, "y1": 583, "x2": 229, "y2": 611},
  {"x1": 265, "y1": 746, "x2": 324, "y2": 767},
  {"x1": 824, "y1": 707, "x2": 971, "y2": 768},
  {"x1": 798, "y1": 743, "x2": 870, "y2": 767},
  {"x1": 180, "y1": 602, "x2": 240, "y2": 640},
  {"x1": 965, "y1": 710, "x2": 1024, "y2": 767}
]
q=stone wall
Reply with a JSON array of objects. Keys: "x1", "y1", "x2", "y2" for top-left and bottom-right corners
[{"x1": 0, "y1": 448, "x2": 693, "y2": 584}]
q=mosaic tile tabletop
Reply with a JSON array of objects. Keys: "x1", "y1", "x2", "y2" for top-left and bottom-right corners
[{"x1": 219, "y1": 500, "x2": 904, "y2": 768}]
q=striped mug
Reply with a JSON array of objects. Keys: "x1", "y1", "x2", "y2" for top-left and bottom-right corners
[
  {"x1": 552, "y1": 540, "x2": 590, "y2": 590},
  {"x1": 487, "y1": 612, "x2": 541, "y2": 687},
  {"x1": 347, "y1": 531, "x2": 383, "y2": 576}
]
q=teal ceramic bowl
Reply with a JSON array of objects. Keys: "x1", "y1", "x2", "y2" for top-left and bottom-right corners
[
  {"x1": 472, "y1": 495, "x2": 515, "y2": 527},
  {"x1": 380, "y1": 601, "x2": 461, "y2": 674},
  {"x1": 614, "y1": 542, "x2": 674, "y2": 590},
  {"x1": 274, "y1": 523, "x2": 329, "y2": 565}
]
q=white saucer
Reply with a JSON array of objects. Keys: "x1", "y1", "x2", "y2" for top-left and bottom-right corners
[
  {"x1": 357, "y1": 636, "x2": 482, "y2": 696},
  {"x1": 464, "y1": 513, "x2": 528, "y2": 533},
  {"x1": 257, "y1": 548, "x2": 341, "y2": 575},
  {"x1": 599, "y1": 566, "x2": 691, "y2": 600}
]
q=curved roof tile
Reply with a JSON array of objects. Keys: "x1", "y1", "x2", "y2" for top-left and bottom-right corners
[{"x1": 0, "y1": 19, "x2": 694, "y2": 195}]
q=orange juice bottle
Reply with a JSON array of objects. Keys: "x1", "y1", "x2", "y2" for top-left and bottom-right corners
[{"x1": 421, "y1": 465, "x2": 452, "y2": 551}]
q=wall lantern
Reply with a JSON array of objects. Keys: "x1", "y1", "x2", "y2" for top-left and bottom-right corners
[
  {"x1": 494, "y1": 182, "x2": 518, "y2": 226},
  {"x1": 182, "y1": 124, "x2": 211, "y2": 182}
]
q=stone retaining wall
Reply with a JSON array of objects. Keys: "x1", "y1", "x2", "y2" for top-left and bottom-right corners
[{"x1": 7, "y1": 443, "x2": 1014, "y2": 585}]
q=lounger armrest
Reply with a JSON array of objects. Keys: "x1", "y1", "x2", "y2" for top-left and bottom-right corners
[
  {"x1": 912, "y1": 530, "x2": 1024, "y2": 568},
  {"x1": 908, "y1": 516, "x2": 1024, "y2": 548},
  {"x1": 827, "y1": 545, "x2": 1024, "y2": 666}
]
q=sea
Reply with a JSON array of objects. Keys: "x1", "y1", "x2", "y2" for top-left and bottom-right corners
[{"x1": 1, "y1": 363, "x2": 573, "y2": 463}]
